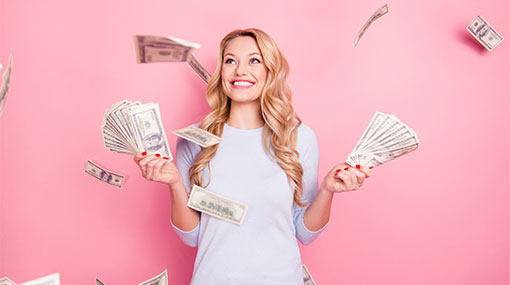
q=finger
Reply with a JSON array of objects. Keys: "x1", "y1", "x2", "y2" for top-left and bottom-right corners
[
  {"x1": 145, "y1": 157, "x2": 162, "y2": 180},
  {"x1": 356, "y1": 164, "x2": 372, "y2": 177},
  {"x1": 344, "y1": 167, "x2": 362, "y2": 190},
  {"x1": 336, "y1": 170, "x2": 356, "y2": 191},
  {"x1": 133, "y1": 151, "x2": 148, "y2": 164},
  {"x1": 351, "y1": 168, "x2": 367, "y2": 187},
  {"x1": 151, "y1": 158, "x2": 168, "y2": 180}
]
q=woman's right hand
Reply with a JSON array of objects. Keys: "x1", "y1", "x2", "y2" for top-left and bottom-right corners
[{"x1": 133, "y1": 152, "x2": 183, "y2": 187}]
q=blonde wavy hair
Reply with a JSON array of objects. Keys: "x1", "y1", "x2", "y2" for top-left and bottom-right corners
[{"x1": 189, "y1": 28, "x2": 305, "y2": 207}]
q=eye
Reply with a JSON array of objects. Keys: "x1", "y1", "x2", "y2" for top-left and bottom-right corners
[
  {"x1": 250, "y1": 58, "x2": 261, "y2": 64},
  {"x1": 225, "y1": 58, "x2": 236, "y2": 64}
]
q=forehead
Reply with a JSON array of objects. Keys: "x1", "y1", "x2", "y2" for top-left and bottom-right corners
[{"x1": 224, "y1": 36, "x2": 261, "y2": 56}]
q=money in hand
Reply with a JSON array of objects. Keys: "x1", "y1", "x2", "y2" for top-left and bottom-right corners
[
  {"x1": 85, "y1": 160, "x2": 125, "y2": 188},
  {"x1": 137, "y1": 269, "x2": 168, "y2": 285},
  {"x1": 133, "y1": 35, "x2": 199, "y2": 63},
  {"x1": 0, "y1": 277, "x2": 16, "y2": 285},
  {"x1": 102, "y1": 100, "x2": 172, "y2": 160},
  {"x1": 19, "y1": 273, "x2": 60, "y2": 285},
  {"x1": 172, "y1": 125, "x2": 222, "y2": 148},
  {"x1": 353, "y1": 4, "x2": 389, "y2": 47},
  {"x1": 467, "y1": 15, "x2": 504, "y2": 51},
  {"x1": 187, "y1": 185, "x2": 247, "y2": 225},
  {"x1": 302, "y1": 265, "x2": 316, "y2": 285},
  {"x1": 0, "y1": 54, "x2": 13, "y2": 117},
  {"x1": 347, "y1": 111, "x2": 419, "y2": 168}
]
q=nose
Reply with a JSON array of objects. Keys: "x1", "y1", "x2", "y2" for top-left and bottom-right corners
[{"x1": 235, "y1": 61, "x2": 248, "y2": 76}]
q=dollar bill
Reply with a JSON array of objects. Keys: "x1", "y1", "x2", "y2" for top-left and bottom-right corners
[
  {"x1": 467, "y1": 15, "x2": 504, "y2": 51},
  {"x1": 85, "y1": 160, "x2": 125, "y2": 188},
  {"x1": 302, "y1": 264, "x2": 316, "y2": 285},
  {"x1": 187, "y1": 184, "x2": 247, "y2": 225},
  {"x1": 19, "y1": 273, "x2": 59, "y2": 285},
  {"x1": 0, "y1": 277, "x2": 16, "y2": 285},
  {"x1": 187, "y1": 54, "x2": 211, "y2": 83},
  {"x1": 137, "y1": 269, "x2": 168, "y2": 285},
  {"x1": 0, "y1": 54, "x2": 13, "y2": 117},
  {"x1": 96, "y1": 278, "x2": 105, "y2": 285},
  {"x1": 133, "y1": 35, "x2": 199, "y2": 63},
  {"x1": 353, "y1": 4, "x2": 389, "y2": 47},
  {"x1": 172, "y1": 125, "x2": 222, "y2": 148}
]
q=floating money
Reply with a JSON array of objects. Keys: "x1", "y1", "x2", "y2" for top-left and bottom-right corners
[
  {"x1": 102, "y1": 100, "x2": 172, "y2": 160},
  {"x1": 467, "y1": 15, "x2": 504, "y2": 51},
  {"x1": 0, "y1": 277, "x2": 16, "y2": 285},
  {"x1": 172, "y1": 125, "x2": 222, "y2": 148},
  {"x1": 302, "y1": 265, "x2": 316, "y2": 285},
  {"x1": 187, "y1": 185, "x2": 247, "y2": 225},
  {"x1": 0, "y1": 54, "x2": 13, "y2": 117},
  {"x1": 353, "y1": 4, "x2": 389, "y2": 47},
  {"x1": 85, "y1": 160, "x2": 125, "y2": 188},
  {"x1": 96, "y1": 278, "x2": 105, "y2": 285},
  {"x1": 133, "y1": 35, "x2": 199, "y2": 63},
  {"x1": 187, "y1": 54, "x2": 211, "y2": 83},
  {"x1": 137, "y1": 269, "x2": 168, "y2": 285},
  {"x1": 19, "y1": 273, "x2": 59, "y2": 285},
  {"x1": 347, "y1": 111, "x2": 419, "y2": 169}
]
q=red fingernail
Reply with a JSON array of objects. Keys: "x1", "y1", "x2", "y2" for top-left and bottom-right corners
[
  {"x1": 336, "y1": 169, "x2": 341, "y2": 173},
  {"x1": 356, "y1": 164, "x2": 361, "y2": 169},
  {"x1": 163, "y1": 157, "x2": 169, "y2": 160},
  {"x1": 155, "y1": 154, "x2": 161, "y2": 157},
  {"x1": 141, "y1": 151, "x2": 147, "y2": 156},
  {"x1": 344, "y1": 167, "x2": 349, "y2": 170}
]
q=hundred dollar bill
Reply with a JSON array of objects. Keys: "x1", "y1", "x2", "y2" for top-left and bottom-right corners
[
  {"x1": 302, "y1": 265, "x2": 316, "y2": 285},
  {"x1": 96, "y1": 278, "x2": 105, "y2": 285},
  {"x1": 129, "y1": 103, "x2": 172, "y2": 159},
  {"x1": 85, "y1": 159, "x2": 125, "y2": 188},
  {"x1": 467, "y1": 15, "x2": 504, "y2": 51},
  {"x1": 0, "y1": 277, "x2": 16, "y2": 285},
  {"x1": 172, "y1": 125, "x2": 222, "y2": 148},
  {"x1": 137, "y1": 269, "x2": 168, "y2": 285},
  {"x1": 354, "y1": 4, "x2": 389, "y2": 47},
  {"x1": 0, "y1": 54, "x2": 13, "y2": 117},
  {"x1": 19, "y1": 273, "x2": 59, "y2": 285},
  {"x1": 187, "y1": 54, "x2": 211, "y2": 83},
  {"x1": 133, "y1": 35, "x2": 199, "y2": 63},
  {"x1": 188, "y1": 184, "x2": 247, "y2": 225}
]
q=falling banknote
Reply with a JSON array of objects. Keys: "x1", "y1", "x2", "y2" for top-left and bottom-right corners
[
  {"x1": 0, "y1": 54, "x2": 13, "y2": 117},
  {"x1": 96, "y1": 278, "x2": 105, "y2": 285},
  {"x1": 187, "y1": 185, "x2": 247, "y2": 225},
  {"x1": 354, "y1": 4, "x2": 389, "y2": 47},
  {"x1": 467, "y1": 15, "x2": 504, "y2": 51},
  {"x1": 302, "y1": 265, "x2": 316, "y2": 285},
  {"x1": 137, "y1": 269, "x2": 168, "y2": 285},
  {"x1": 85, "y1": 160, "x2": 125, "y2": 188},
  {"x1": 347, "y1": 111, "x2": 419, "y2": 169},
  {"x1": 0, "y1": 277, "x2": 16, "y2": 285},
  {"x1": 19, "y1": 273, "x2": 60, "y2": 285},
  {"x1": 187, "y1": 54, "x2": 211, "y2": 83},
  {"x1": 172, "y1": 125, "x2": 222, "y2": 148}
]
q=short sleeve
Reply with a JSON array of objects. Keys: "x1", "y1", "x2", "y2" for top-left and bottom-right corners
[
  {"x1": 293, "y1": 125, "x2": 328, "y2": 245},
  {"x1": 172, "y1": 136, "x2": 202, "y2": 247}
]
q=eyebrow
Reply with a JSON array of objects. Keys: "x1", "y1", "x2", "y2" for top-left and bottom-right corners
[{"x1": 224, "y1": 52, "x2": 261, "y2": 57}]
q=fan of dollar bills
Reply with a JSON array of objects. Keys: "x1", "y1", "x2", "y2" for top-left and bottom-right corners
[
  {"x1": 102, "y1": 100, "x2": 172, "y2": 160},
  {"x1": 347, "y1": 111, "x2": 419, "y2": 169}
]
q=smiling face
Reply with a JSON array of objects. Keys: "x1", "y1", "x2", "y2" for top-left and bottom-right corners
[{"x1": 221, "y1": 36, "x2": 268, "y2": 104}]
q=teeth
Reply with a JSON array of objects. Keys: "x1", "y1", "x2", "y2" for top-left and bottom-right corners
[{"x1": 233, "y1": 81, "x2": 254, "y2": 86}]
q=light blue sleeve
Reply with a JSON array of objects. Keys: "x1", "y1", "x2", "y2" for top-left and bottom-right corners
[
  {"x1": 293, "y1": 125, "x2": 328, "y2": 245},
  {"x1": 171, "y1": 136, "x2": 201, "y2": 247}
]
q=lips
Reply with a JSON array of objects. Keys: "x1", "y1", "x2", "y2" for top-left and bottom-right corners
[{"x1": 231, "y1": 80, "x2": 255, "y2": 87}]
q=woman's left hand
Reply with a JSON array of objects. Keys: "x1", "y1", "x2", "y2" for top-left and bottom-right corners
[{"x1": 320, "y1": 163, "x2": 372, "y2": 193}]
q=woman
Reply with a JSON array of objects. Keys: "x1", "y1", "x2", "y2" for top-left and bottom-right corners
[{"x1": 134, "y1": 28, "x2": 372, "y2": 284}]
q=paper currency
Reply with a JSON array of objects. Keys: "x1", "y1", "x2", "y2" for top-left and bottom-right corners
[
  {"x1": 85, "y1": 160, "x2": 125, "y2": 188},
  {"x1": 467, "y1": 15, "x2": 504, "y2": 51},
  {"x1": 137, "y1": 269, "x2": 168, "y2": 285},
  {"x1": 96, "y1": 278, "x2": 105, "y2": 285},
  {"x1": 347, "y1": 111, "x2": 419, "y2": 169},
  {"x1": 172, "y1": 125, "x2": 222, "y2": 148},
  {"x1": 353, "y1": 4, "x2": 389, "y2": 47},
  {"x1": 187, "y1": 54, "x2": 211, "y2": 83},
  {"x1": 133, "y1": 35, "x2": 199, "y2": 63},
  {"x1": 187, "y1": 184, "x2": 247, "y2": 225},
  {"x1": 19, "y1": 273, "x2": 59, "y2": 285},
  {"x1": 302, "y1": 265, "x2": 316, "y2": 285},
  {"x1": 0, "y1": 54, "x2": 13, "y2": 117},
  {"x1": 0, "y1": 277, "x2": 16, "y2": 285},
  {"x1": 102, "y1": 100, "x2": 172, "y2": 160}
]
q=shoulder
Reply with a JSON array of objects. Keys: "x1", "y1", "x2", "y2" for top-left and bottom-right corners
[{"x1": 297, "y1": 123, "x2": 318, "y2": 145}]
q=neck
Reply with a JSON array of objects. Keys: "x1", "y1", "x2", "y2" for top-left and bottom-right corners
[{"x1": 226, "y1": 100, "x2": 264, "y2": 129}]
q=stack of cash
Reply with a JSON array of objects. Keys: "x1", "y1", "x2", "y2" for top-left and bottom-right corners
[
  {"x1": 467, "y1": 15, "x2": 504, "y2": 51},
  {"x1": 102, "y1": 100, "x2": 172, "y2": 160},
  {"x1": 347, "y1": 111, "x2": 419, "y2": 168}
]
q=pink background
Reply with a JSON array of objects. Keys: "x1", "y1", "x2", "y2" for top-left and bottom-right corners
[{"x1": 1, "y1": 0, "x2": 509, "y2": 284}]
